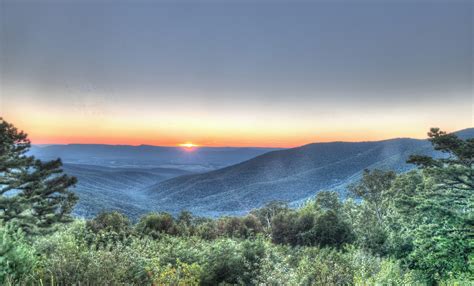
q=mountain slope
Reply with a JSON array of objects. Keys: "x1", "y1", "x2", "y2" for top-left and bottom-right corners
[
  {"x1": 28, "y1": 145, "x2": 279, "y2": 218},
  {"x1": 63, "y1": 164, "x2": 190, "y2": 218},
  {"x1": 147, "y1": 128, "x2": 473, "y2": 216}
]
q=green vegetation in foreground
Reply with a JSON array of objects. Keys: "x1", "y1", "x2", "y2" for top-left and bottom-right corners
[{"x1": 1, "y1": 118, "x2": 472, "y2": 285}]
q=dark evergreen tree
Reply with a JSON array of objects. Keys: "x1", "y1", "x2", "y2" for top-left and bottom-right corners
[{"x1": 0, "y1": 118, "x2": 77, "y2": 235}]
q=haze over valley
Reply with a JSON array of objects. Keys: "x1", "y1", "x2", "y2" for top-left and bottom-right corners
[
  {"x1": 28, "y1": 128, "x2": 473, "y2": 218},
  {"x1": 29, "y1": 145, "x2": 279, "y2": 217}
]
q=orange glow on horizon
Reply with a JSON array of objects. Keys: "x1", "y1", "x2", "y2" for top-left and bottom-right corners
[
  {"x1": 7, "y1": 114, "x2": 469, "y2": 149},
  {"x1": 3, "y1": 101, "x2": 471, "y2": 149},
  {"x1": 23, "y1": 129, "x2": 433, "y2": 148}
]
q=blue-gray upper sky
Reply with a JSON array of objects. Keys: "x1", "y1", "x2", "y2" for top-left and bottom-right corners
[{"x1": 1, "y1": 0, "x2": 472, "y2": 147}]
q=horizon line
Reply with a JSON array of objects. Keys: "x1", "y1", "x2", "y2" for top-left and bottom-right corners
[
  {"x1": 30, "y1": 136, "x2": 430, "y2": 149},
  {"x1": 29, "y1": 126, "x2": 473, "y2": 149}
]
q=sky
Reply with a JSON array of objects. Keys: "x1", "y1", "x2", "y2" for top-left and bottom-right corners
[{"x1": 1, "y1": 0, "x2": 472, "y2": 147}]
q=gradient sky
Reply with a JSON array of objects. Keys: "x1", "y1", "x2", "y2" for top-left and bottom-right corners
[{"x1": 1, "y1": 0, "x2": 472, "y2": 147}]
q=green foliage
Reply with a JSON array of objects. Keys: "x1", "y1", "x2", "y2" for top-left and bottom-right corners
[
  {"x1": 353, "y1": 255, "x2": 425, "y2": 285},
  {"x1": 347, "y1": 169, "x2": 396, "y2": 254},
  {"x1": 348, "y1": 169, "x2": 396, "y2": 222},
  {"x1": 33, "y1": 221, "x2": 150, "y2": 284},
  {"x1": 20, "y1": 222, "x2": 271, "y2": 285},
  {"x1": 389, "y1": 171, "x2": 472, "y2": 282},
  {"x1": 175, "y1": 210, "x2": 194, "y2": 236},
  {"x1": 4, "y1": 215, "x2": 467, "y2": 285},
  {"x1": 200, "y1": 239, "x2": 253, "y2": 285},
  {"x1": 315, "y1": 190, "x2": 342, "y2": 212},
  {"x1": 389, "y1": 129, "x2": 473, "y2": 282},
  {"x1": 135, "y1": 212, "x2": 178, "y2": 238},
  {"x1": 85, "y1": 211, "x2": 133, "y2": 248},
  {"x1": 87, "y1": 211, "x2": 132, "y2": 233},
  {"x1": 215, "y1": 215, "x2": 264, "y2": 238},
  {"x1": 271, "y1": 210, "x2": 299, "y2": 245},
  {"x1": 0, "y1": 223, "x2": 37, "y2": 284},
  {"x1": 146, "y1": 259, "x2": 202, "y2": 286},
  {"x1": 0, "y1": 118, "x2": 78, "y2": 235},
  {"x1": 293, "y1": 247, "x2": 355, "y2": 285},
  {"x1": 250, "y1": 200, "x2": 289, "y2": 231},
  {"x1": 271, "y1": 192, "x2": 353, "y2": 248},
  {"x1": 194, "y1": 219, "x2": 219, "y2": 240},
  {"x1": 311, "y1": 210, "x2": 354, "y2": 248}
]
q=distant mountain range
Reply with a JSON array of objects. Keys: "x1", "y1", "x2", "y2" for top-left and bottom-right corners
[
  {"x1": 29, "y1": 128, "x2": 473, "y2": 218},
  {"x1": 146, "y1": 128, "x2": 474, "y2": 216},
  {"x1": 30, "y1": 144, "x2": 280, "y2": 172},
  {"x1": 29, "y1": 145, "x2": 280, "y2": 218}
]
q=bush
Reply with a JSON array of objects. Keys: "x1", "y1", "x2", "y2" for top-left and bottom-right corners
[
  {"x1": 194, "y1": 220, "x2": 219, "y2": 240},
  {"x1": 85, "y1": 211, "x2": 133, "y2": 248},
  {"x1": 271, "y1": 211, "x2": 299, "y2": 245},
  {"x1": 87, "y1": 211, "x2": 131, "y2": 234},
  {"x1": 199, "y1": 238, "x2": 267, "y2": 285},
  {"x1": 146, "y1": 259, "x2": 202, "y2": 286},
  {"x1": 0, "y1": 224, "x2": 37, "y2": 284},
  {"x1": 216, "y1": 215, "x2": 264, "y2": 238},
  {"x1": 272, "y1": 207, "x2": 353, "y2": 248},
  {"x1": 311, "y1": 210, "x2": 354, "y2": 248},
  {"x1": 136, "y1": 212, "x2": 177, "y2": 238},
  {"x1": 294, "y1": 247, "x2": 354, "y2": 285},
  {"x1": 32, "y1": 221, "x2": 150, "y2": 284}
]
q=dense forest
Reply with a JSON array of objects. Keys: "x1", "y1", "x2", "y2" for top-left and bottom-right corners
[{"x1": 1, "y1": 118, "x2": 472, "y2": 285}]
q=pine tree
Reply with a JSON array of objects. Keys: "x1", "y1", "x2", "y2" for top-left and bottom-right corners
[{"x1": 0, "y1": 118, "x2": 78, "y2": 235}]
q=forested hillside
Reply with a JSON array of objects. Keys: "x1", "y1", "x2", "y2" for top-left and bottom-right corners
[
  {"x1": 147, "y1": 134, "x2": 466, "y2": 215},
  {"x1": 28, "y1": 144, "x2": 281, "y2": 218},
  {"x1": 61, "y1": 164, "x2": 190, "y2": 218}
]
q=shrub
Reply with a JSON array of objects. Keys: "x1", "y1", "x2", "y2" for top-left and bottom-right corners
[
  {"x1": 0, "y1": 224, "x2": 37, "y2": 284},
  {"x1": 241, "y1": 214, "x2": 264, "y2": 237},
  {"x1": 294, "y1": 247, "x2": 354, "y2": 285},
  {"x1": 136, "y1": 212, "x2": 177, "y2": 238},
  {"x1": 311, "y1": 210, "x2": 354, "y2": 248},
  {"x1": 146, "y1": 259, "x2": 202, "y2": 286},
  {"x1": 199, "y1": 238, "x2": 268, "y2": 285},
  {"x1": 33, "y1": 221, "x2": 150, "y2": 284},
  {"x1": 87, "y1": 211, "x2": 131, "y2": 234},
  {"x1": 216, "y1": 215, "x2": 264, "y2": 238},
  {"x1": 271, "y1": 211, "x2": 299, "y2": 245}
]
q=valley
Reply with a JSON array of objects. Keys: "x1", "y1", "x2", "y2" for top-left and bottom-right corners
[{"x1": 28, "y1": 128, "x2": 474, "y2": 218}]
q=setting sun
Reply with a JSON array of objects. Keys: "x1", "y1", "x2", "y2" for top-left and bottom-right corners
[{"x1": 179, "y1": 142, "x2": 199, "y2": 148}]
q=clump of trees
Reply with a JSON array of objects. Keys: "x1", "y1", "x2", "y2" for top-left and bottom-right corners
[
  {"x1": 271, "y1": 191, "x2": 354, "y2": 248},
  {"x1": 1, "y1": 118, "x2": 472, "y2": 285}
]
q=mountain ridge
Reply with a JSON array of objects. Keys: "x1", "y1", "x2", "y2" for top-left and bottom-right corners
[{"x1": 146, "y1": 128, "x2": 473, "y2": 216}]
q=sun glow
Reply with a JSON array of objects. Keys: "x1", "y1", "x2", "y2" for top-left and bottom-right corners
[{"x1": 179, "y1": 142, "x2": 199, "y2": 149}]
